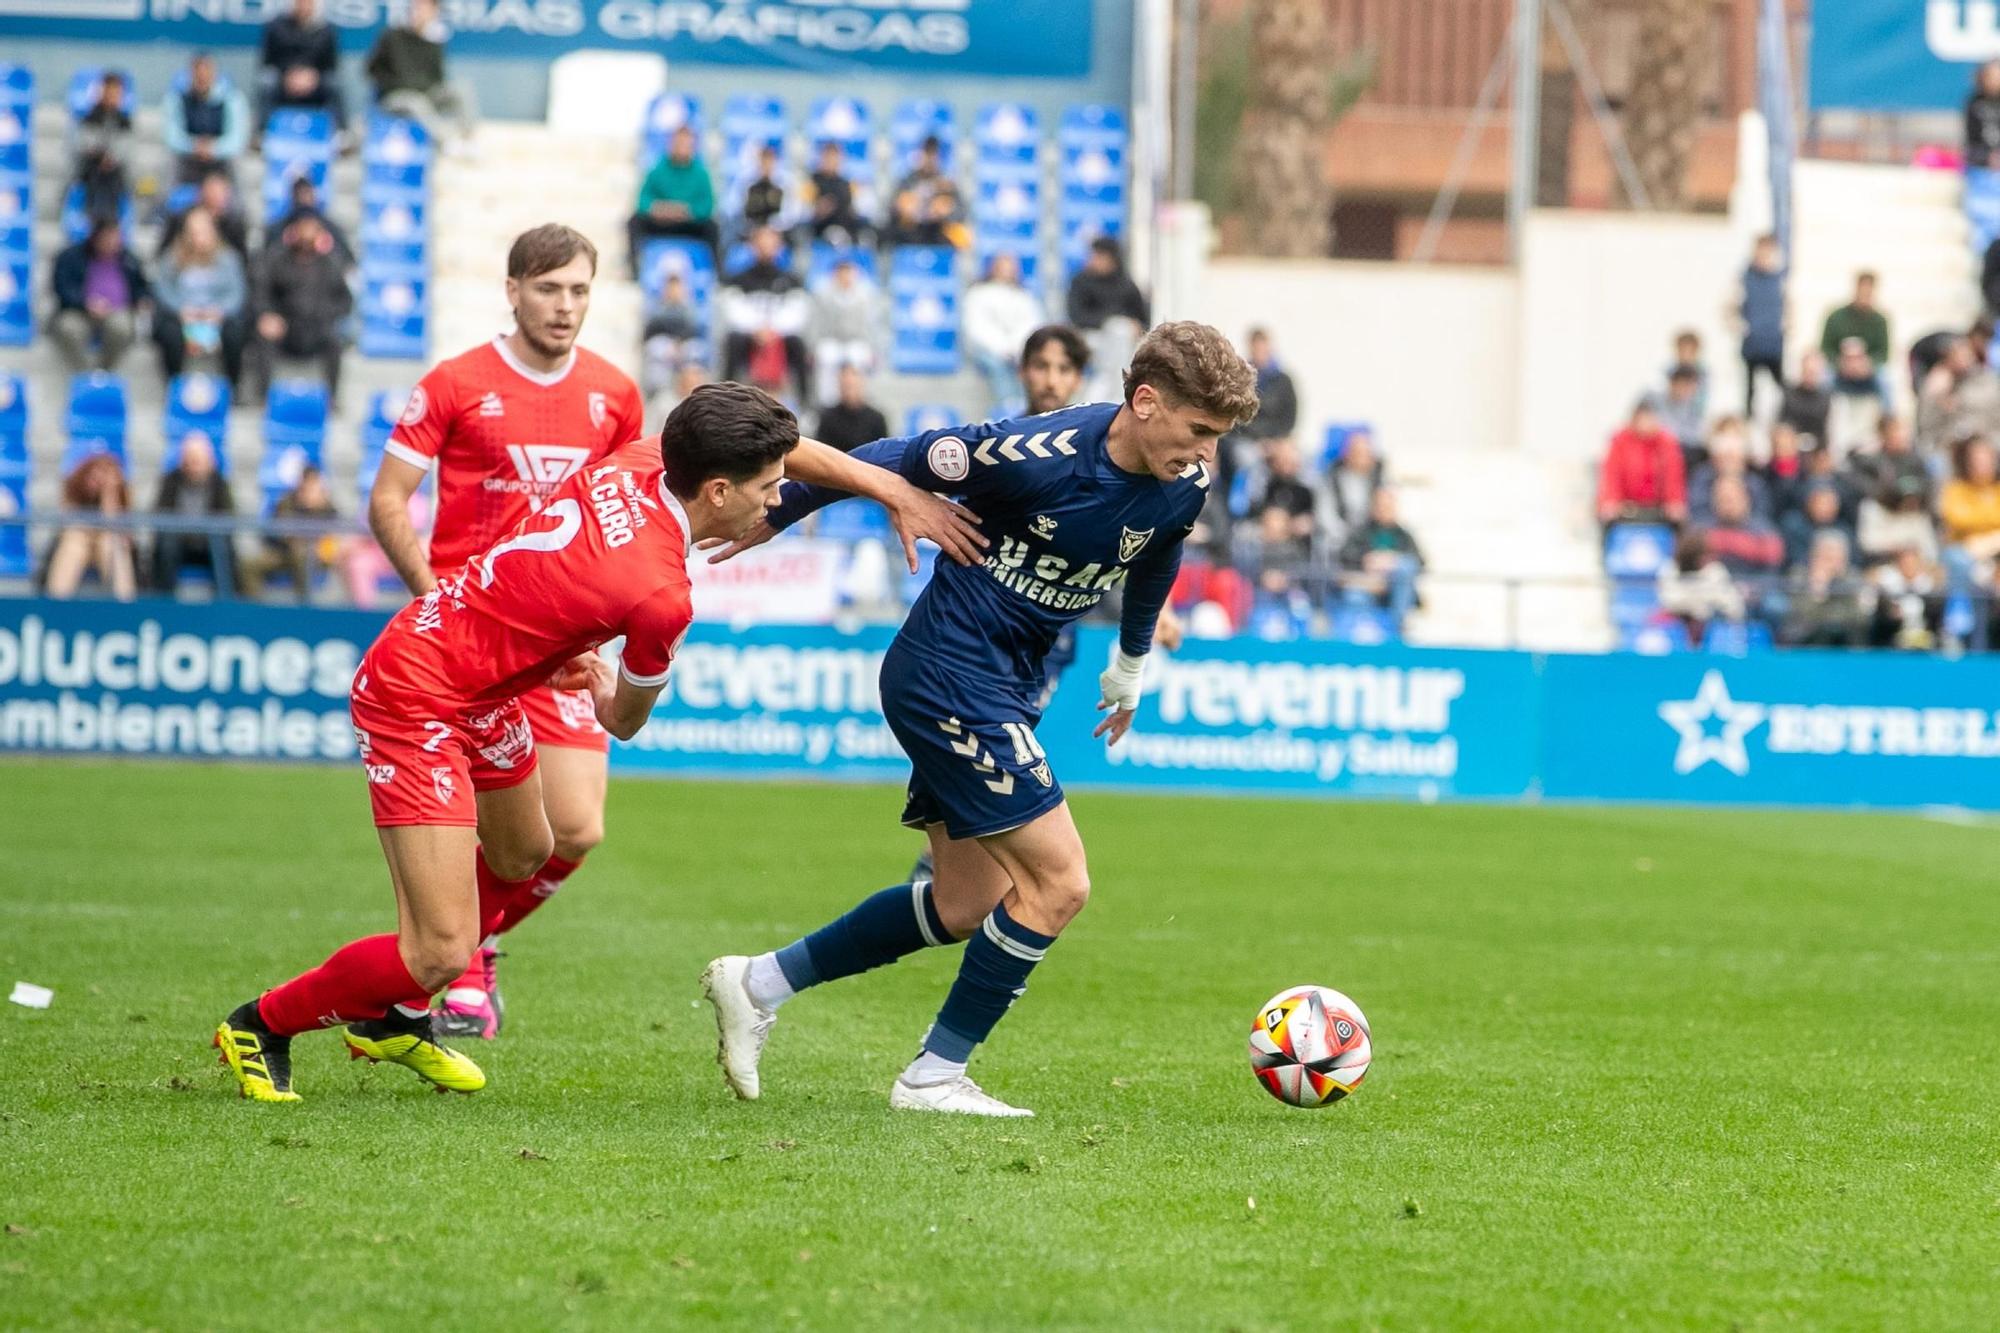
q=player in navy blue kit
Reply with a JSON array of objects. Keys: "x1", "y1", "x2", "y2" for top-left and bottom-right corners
[{"x1": 701, "y1": 322, "x2": 1259, "y2": 1116}]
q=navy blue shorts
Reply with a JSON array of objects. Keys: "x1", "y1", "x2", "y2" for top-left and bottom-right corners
[{"x1": 881, "y1": 643, "x2": 1066, "y2": 841}]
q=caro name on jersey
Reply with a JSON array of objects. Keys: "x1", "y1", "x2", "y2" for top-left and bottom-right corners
[{"x1": 385, "y1": 336, "x2": 646, "y2": 575}]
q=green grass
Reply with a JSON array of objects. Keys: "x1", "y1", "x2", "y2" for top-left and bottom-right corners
[{"x1": 3, "y1": 760, "x2": 2000, "y2": 1330}]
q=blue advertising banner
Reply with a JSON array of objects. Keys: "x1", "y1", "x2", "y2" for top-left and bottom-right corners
[
  {"x1": 1810, "y1": 0, "x2": 1996, "y2": 110},
  {"x1": 0, "y1": 1, "x2": 1094, "y2": 79},
  {"x1": 7, "y1": 597, "x2": 2000, "y2": 813}
]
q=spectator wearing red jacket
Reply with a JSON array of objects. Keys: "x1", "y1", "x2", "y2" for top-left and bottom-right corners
[{"x1": 1597, "y1": 401, "x2": 1687, "y2": 526}]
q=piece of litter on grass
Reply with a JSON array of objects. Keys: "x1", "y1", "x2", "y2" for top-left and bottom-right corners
[
  {"x1": 1246, "y1": 1196, "x2": 1257, "y2": 1212},
  {"x1": 9, "y1": 983, "x2": 52, "y2": 1010}
]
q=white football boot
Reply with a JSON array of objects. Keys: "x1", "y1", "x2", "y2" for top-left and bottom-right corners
[
  {"x1": 699, "y1": 956, "x2": 776, "y2": 1100},
  {"x1": 889, "y1": 1073, "x2": 1035, "y2": 1118}
]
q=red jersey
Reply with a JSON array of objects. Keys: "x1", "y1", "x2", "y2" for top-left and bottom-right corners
[
  {"x1": 361, "y1": 437, "x2": 694, "y2": 714},
  {"x1": 385, "y1": 336, "x2": 646, "y2": 575}
]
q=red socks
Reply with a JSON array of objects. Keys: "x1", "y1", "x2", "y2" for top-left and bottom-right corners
[
  {"x1": 476, "y1": 852, "x2": 540, "y2": 938},
  {"x1": 257, "y1": 934, "x2": 427, "y2": 1037},
  {"x1": 493, "y1": 854, "x2": 583, "y2": 935}
]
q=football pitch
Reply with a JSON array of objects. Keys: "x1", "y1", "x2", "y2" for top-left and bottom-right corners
[{"x1": 3, "y1": 759, "x2": 1998, "y2": 1331}]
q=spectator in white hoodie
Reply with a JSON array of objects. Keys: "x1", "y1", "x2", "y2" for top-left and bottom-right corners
[
  {"x1": 962, "y1": 251, "x2": 1045, "y2": 415},
  {"x1": 807, "y1": 256, "x2": 882, "y2": 408}
]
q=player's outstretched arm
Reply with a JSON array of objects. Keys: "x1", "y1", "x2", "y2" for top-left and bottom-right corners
[
  {"x1": 1094, "y1": 546, "x2": 1185, "y2": 747},
  {"x1": 368, "y1": 455, "x2": 437, "y2": 596}
]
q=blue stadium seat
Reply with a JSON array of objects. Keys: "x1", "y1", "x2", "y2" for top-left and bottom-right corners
[
  {"x1": 973, "y1": 172, "x2": 1040, "y2": 238},
  {"x1": 975, "y1": 103, "x2": 1038, "y2": 165},
  {"x1": 260, "y1": 380, "x2": 328, "y2": 514},
  {"x1": 974, "y1": 237, "x2": 1039, "y2": 286},
  {"x1": 155, "y1": 182, "x2": 199, "y2": 224},
  {"x1": 888, "y1": 246, "x2": 960, "y2": 375},
  {"x1": 1702, "y1": 620, "x2": 1774, "y2": 656},
  {"x1": 0, "y1": 371, "x2": 27, "y2": 578},
  {"x1": 0, "y1": 257, "x2": 27, "y2": 347},
  {"x1": 261, "y1": 109, "x2": 335, "y2": 223},
  {"x1": 1609, "y1": 579, "x2": 1663, "y2": 632},
  {"x1": 1620, "y1": 620, "x2": 1691, "y2": 655},
  {"x1": 1058, "y1": 104, "x2": 1128, "y2": 153},
  {"x1": 359, "y1": 274, "x2": 427, "y2": 360},
  {"x1": 356, "y1": 387, "x2": 409, "y2": 497},
  {"x1": 63, "y1": 372, "x2": 127, "y2": 473},
  {"x1": 164, "y1": 372, "x2": 231, "y2": 475},
  {"x1": 1316, "y1": 421, "x2": 1371, "y2": 472},
  {"x1": 66, "y1": 67, "x2": 135, "y2": 121},
  {"x1": 904, "y1": 404, "x2": 959, "y2": 436},
  {"x1": 362, "y1": 113, "x2": 431, "y2": 195},
  {"x1": 817, "y1": 499, "x2": 895, "y2": 542},
  {"x1": 640, "y1": 237, "x2": 717, "y2": 324},
  {"x1": 1603, "y1": 522, "x2": 1675, "y2": 579},
  {"x1": 0, "y1": 181, "x2": 27, "y2": 255},
  {"x1": 1057, "y1": 105, "x2": 1129, "y2": 276},
  {"x1": 1330, "y1": 605, "x2": 1396, "y2": 645},
  {"x1": 60, "y1": 181, "x2": 133, "y2": 244},
  {"x1": 890, "y1": 99, "x2": 955, "y2": 173},
  {"x1": 360, "y1": 196, "x2": 428, "y2": 273},
  {"x1": 720, "y1": 93, "x2": 787, "y2": 185},
  {"x1": 806, "y1": 241, "x2": 877, "y2": 287},
  {"x1": 808, "y1": 97, "x2": 872, "y2": 178},
  {"x1": 722, "y1": 238, "x2": 792, "y2": 278},
  {"x1": 0, "y1": 66, "x2": 32, "y2": 177},
  {"x1": 640, "y1": 91, "x2": 702, "y2": 166}
]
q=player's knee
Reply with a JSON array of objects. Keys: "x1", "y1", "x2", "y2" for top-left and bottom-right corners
[
  {"x1": 487, "y1": 829, "x2": 554, "y2": 882},
  {"x1": 1024, "y1": 864, "x2": 1091, "y2": 930},
  {"x1": 405, "y1": 929, "x2": 479, "y2": 992},
  {"x1": 550, "y1": 815, "x2": 603, "y2": 862}
]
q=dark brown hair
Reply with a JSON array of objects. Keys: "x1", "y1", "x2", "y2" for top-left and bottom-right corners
[
  {"x1": 507, "y1": 224, "x2": 598, "y2": 281},
  {"x1": 1122, "y1": 320, "x2": 1260, "y2": 427},
  {"x1": 1021, "y1": 324, "x2": 1089, "y2": 373},
  {"x1": 660, "y1": 382, "x2": 799, "y2": 497},
  {"x1": 62, "y1": 453, "x2": 129, "y2": 511}
]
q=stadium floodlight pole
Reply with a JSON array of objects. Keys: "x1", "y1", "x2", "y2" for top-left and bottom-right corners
[
  {"x1": 1507, "y1": 0, "x2": 1544, "y2": 263},
  {"x1": 1173, "y1": 0, "x2": 1198, "y2": 201}
]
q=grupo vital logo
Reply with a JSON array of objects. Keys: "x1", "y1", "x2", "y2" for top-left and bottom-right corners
[{"x1": 1659, "y1": 668, "x2": 2000, "y2": 776}]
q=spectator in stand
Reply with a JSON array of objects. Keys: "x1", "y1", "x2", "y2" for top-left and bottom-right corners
[
  {"x1": 880, "y1": 190, "x2": 944, "y2": 249},
  {"x1": 813, "y1": 365, "x2": 890, "y2": 453},
  {"x1": 151, "y1": 206, "x2": 248, "y2": 394},
  {"x1": 737, "y1": 143, "x2": 789, "y2": 232},
  {"x1": 640, "y1": 272, "x2": 702, "y2": 400},
  {"x1": 1802, "y1": 441, "x2": 1860, "y2": 524},
  {"x1": 1983, "y1": 237, "x2": 2000, "y2": 318},
  {"x1": 248, "y1": 211, "x2": 353, "y2": 401},
  {"x1": 1781, "y1": 531, "x2": 1870, "y2": 647},
  {"x1": 962, "y1": 252, "x2": 1044, "y2": 415},
  {"x1": 1856, "y1": 464, "x2": 1938, "y2": 569},
  {"x1": 1649, "y1": 365, "x2": 1706, "y2": 454},
  {"x1": 1695, "y1": 476, "x2": 1785, "y2": 611},
  {"x1": 719, "y1": 225, "x2": 810, "y2": 400},
  {"x1": 1781, "y1": 479, "x2": 1855, "y2": 571},
  {"x1": 1940, "y1": 434, "x2": 2000, "y2": 598},
  {"x1": 804, "y1": 140, "x2": 869, "y2": 244},
  {"x1": 653, "y1": 361, "x2": 709, "y2": 419},
  {"x1": 149, "y1": 432, "x2": 237, "y2": 593},
  {"x1": 1664, "y1": 330, "x2": 1711, "y2": 424},
  {"x1": 258, "y1": 0, "x2": 347, "y2": 141},
  {"x1": 1735, "y1": 235, "x2": 1788, "y2": 418},
  {"x1": 69, "y1": 71, "x2": 132, "y2": 224},
  {"x1": 1825, "y1": 338, "x2": 1888, "y2": 458},
  {"x1": 1820, "y1": 271, "x2": 1891, "y2": 375},
  {"x1": 163, "y1": 52, "x2": 250, "y2": 186},
  {"x1": 1870, "y1": 545, "x2": 1941, "y2": 649},
  {"x1": 1967, "y1": 60, "x2": 2000, "y2": 168},
  {"x1": 1780, "y1": 348, "x2": 1832, "y2": 445},
  {"x1": 923, "y1": 180, "x2": 969, "y2": 240},
  {"x1": 163, "y1": 171, "x2": 251, "y2": 263},
  {"x1": 1764, "y1": 420, "x2": 1807, "y2": 521},
  {"x1": 1241, "y1": 437, "x2": 1322, "y2": 550},
  {"x1": 1326, "y1": 428, "x2": 1383, "y2": 542},
  {"x1": 1338, "y1": 488, "x2": 1424, "y2": 621},
  {"x1": 1597, "y1": 400, "x2": 1687, "y2": 527},
  {"x1": 1689, "y1": 420, "x2": 1771, "y2": 523},
  {"x1": 366, "y1": 0, "x2": 477, "y2": 154},
  {"x1": 893, "y1": 137, "x2": 949, "y2": 215},
  {"x1": 628, "y1": 125, "x2": 719, "y2": 267},
  {"x1": 48, "y1": 220, "x2": 148, "y2": 373},
  {"x1": 808, "y1": 255, "x2": 881, "y2": 407},
  {"x1": 1915, "y1": 334, "x2": 2000, "y2": 459},
  {"x1": 41, "y1": 453, "x2": 137, "y2": 601},
  {"x1": 1067, "y1": 237, "x2": 1149, "y2": 401},
  {"x1": 264, "y1": 173, "x2": 354, "y2": 270},
  {"x1": 1658, "y1": 529, "x2": 1746, "y2": 637},
  {"x1": 1238, "y1": 328, "x2": 1298, "y2": 443},
  {"x1": 241, "y1": 464, "x2": 338, "y2": 599}
]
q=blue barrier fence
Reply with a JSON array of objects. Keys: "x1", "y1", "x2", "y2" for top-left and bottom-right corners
[{"x1": 3, "y1": 597, "x2": 1999, "y2": 812}]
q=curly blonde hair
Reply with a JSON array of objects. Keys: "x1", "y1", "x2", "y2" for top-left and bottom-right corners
[{"x1": 1122, "y1": 321, "x2": 1261, "y2": 428}]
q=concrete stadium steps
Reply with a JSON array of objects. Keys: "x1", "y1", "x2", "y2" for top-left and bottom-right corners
[
  {"x1": 1389, "y1": 447, "x2": 1611, "y2": 652},
  {"x1": 1789, "y1": 161, "x2": 1980, "y2": 368}
]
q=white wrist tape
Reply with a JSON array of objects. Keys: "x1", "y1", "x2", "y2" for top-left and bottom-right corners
[{"x1": 1097, "y1": 648, "x2": 1147, "y2": 713}]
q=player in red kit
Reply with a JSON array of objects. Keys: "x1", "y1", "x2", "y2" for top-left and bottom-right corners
[
  {"x1": 212, "y1": 384, "x2": 987, "y2": 1102},
  {"x1": 366, "y1": 224, "x2": 646, "y2": 1041}
]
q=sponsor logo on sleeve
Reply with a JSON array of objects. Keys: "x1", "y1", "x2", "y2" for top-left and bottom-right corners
[{"x1": 399, "y1": 385, "x2": 428, "y2": 426}]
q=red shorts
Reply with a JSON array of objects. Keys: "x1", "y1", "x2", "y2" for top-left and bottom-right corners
[
  {"x1": 350, "y1": 684, "x2": 539, "y2": 829},
  {"x1": 520, "y1": 684, "x2": 610, "y2": 754}
]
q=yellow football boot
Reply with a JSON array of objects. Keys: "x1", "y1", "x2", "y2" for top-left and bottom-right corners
[
  {"x1": 342, "y1": 1011, "x2": 487, "y2": 1093},
  {"x1": 214, "y1": 1003, "x2": 303, "y2": 1103}
]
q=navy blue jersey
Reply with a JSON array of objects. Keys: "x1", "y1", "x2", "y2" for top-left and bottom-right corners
[{"x1": 770, "y1": 404, "x2": 1207, "y2": 705}]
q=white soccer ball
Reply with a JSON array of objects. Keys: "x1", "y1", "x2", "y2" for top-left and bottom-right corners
[{"x1": 1248, "y1": 985, "x2": 1372, "y2": 1107}]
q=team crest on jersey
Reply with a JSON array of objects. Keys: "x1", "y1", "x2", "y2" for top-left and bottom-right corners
[
  {"x1": 1030, "y1": 514, "x2": 1058, "y2": 540},
  {"x1": 1029, "y1": 761, "x2": 1053, "y2": 788},
  {"x1": 927, "y1": 436, "x2": 970, "y2": 483},
  {"x1": 588, "y1": 391, "x2": 608, "y2": 430},
  {"x1": 431, "y1": 766, "x2": 457, "y2": 805},
  {"x1": 1118, "y1": 526, "x2": 1154, "y2": 562},
  {"x1": 479, "y1": 392, "x2": 504, "y2": 418},
  {"x1": 398, "y1": 386, "x2": 428, "y2": 426}
]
